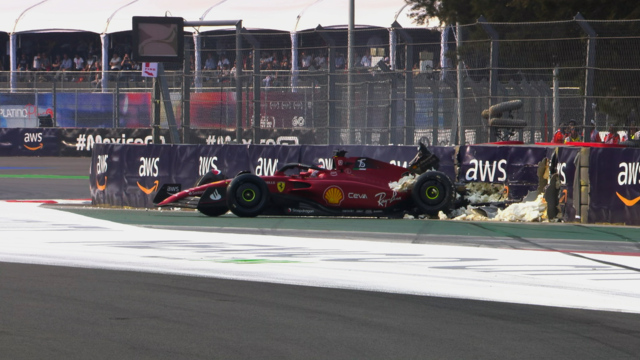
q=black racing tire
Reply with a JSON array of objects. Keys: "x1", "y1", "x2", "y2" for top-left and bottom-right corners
[
  {"x1": 489, "y1": 118, "x2": 527, "y2": 128},
  {"x1": 195, "y1": 170, "x2": 226, "y2": 187},
  {"x1": 226, "y1": 174, "x2": 270, "y2": 217},
  {"x1": 488, "y1": 100, "x2": 523, "y2": 117},
  {"x1": 411, "y1": 171, "x2": 456, "y2": 216}
]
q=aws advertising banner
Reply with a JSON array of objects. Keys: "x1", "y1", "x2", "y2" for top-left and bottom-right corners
[
  {"x1": 555, "y1": 146, "x2": 581, "y2": 222},
  {"x1": 458, "y1": 145, "x2": 549, "y2": 201},
  {"x1": 92, "y1": 144, "x2": 199, "y2": 208},
  {"x1": 187, "y1": 128, "x2": 317, "y2": 145},
  {"x1": 89, "y1": 144, "x2": 456, "y2": 209},
  {"x1": 0, "y1": 128, "x2": 59, "y2": 156},
  {"x1": 588, "y1": 147, "x2": 640, "y2": 225}
]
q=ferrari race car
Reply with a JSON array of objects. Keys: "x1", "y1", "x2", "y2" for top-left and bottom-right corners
[{"x1": 153, "y1": 144, "x2": 456, "y2": 218}]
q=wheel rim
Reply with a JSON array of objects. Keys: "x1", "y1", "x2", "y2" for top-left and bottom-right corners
[
  {"x1": 425, "y1": 185, "x2": 440, "y2": 200},
  {"x1": 421, "y1": 180, "x2": 445, "y2": 205},
  {"x1": 242, "y1": 188, "x2": 256, "y2": 202},
  {"x1": 236, "y1": 182, "x2": 261, "y2": 208}
]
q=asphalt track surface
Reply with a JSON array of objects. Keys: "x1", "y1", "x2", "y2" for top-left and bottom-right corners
[{"x1": 2, "y1": 157, "x2": 640, "y2": 359}]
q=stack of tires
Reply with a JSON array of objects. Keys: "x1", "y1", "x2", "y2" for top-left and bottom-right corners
[{"x1": 482, "y1": 100, "x2": 525, "y2": 141}]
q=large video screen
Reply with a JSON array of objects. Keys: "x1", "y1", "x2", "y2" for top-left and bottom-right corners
[{"x1": 132, "y1": 16, "x2": 184, "y2": 63}]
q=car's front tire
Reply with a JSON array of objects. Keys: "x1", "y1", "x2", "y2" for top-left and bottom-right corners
[
  {"x1": 411, "y1": 171, "x2": 455, "y2": 216},
  {"x1": 226, "y1": 174, "x2": 270, "y2": 217}
]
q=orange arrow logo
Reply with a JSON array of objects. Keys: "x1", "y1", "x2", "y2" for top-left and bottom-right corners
[
  {"x1": 137, "y1": 180, "x2": 159, "y2": 195},
  {"x1": 616, "y1": 192, "x2": 640, "y2": 207},
  {"x1": 24, "y1": 143, "x2": 43, "y2": 151},
  {"x1": 96, "y1": 176, "x2": 107, "y2": 191}
]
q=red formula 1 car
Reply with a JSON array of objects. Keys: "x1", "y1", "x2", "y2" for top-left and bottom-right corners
[{"x1": 153, "y1": 144, "x2": 456, "y2": 218}]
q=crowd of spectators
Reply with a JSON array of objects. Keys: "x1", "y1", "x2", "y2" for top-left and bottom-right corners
[
  {"x1": 13, "y1": 44, "x2": 142, "y2": 87},
  {"x1": 552, "y1": 118, "x2": 640, "y2": 145},
  {"x1": 11, "y1": 39, "x2": 396, "y2": 89}
]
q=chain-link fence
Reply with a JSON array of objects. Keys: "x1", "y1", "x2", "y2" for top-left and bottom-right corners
[{"x1": 2, "y1": 17, "x2": 639, "y2": 145}]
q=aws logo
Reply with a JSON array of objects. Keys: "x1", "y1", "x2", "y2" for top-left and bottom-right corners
[
  {"x1": 616, "y1": 162, "x2": 640, "y2": 206},
  {"x1": 23, "y1": 132, "x2": 43, "y2": 151},
  {"x1": 95, "y1": 154, "x2": 109, "y2": 191},
  {"x1": 199, "y1": 156, "x2": 218, "y2": 176},
  {"x1": 465, "y1": 159, "x2": 507, "y2": 182},
  {"x1": 137, "y1": 157, "x2": 160, "y2": 194}
]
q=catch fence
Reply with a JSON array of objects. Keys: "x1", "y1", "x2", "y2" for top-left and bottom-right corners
[{"x1": 1, "y1": 17, "x2": 639, "y2": 145}]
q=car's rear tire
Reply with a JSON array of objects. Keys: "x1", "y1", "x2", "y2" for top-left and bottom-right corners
[
  {"x1": 226, "y1": 174, "x2": 270, "y2": 217},
  {"x1": 412, "y1": 171, "x2": 455, "y2": 216}
]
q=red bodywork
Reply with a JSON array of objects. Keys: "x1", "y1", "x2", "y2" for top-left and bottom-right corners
[{"x1": 155, "y1": 154, "x2": 414, "y2": 217}]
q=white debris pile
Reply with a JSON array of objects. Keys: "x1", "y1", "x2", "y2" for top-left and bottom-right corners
[
  {"x1": 444, "y1": 193, "x2": 547, "y2": 222},
  {"x1": 493, "y1": 193, "x2": 547, "y2": 222},
  {"x1": 446, "y1": 206, "x2": 489, "y2": 221},
  {"x1": 389, "y1": 174, "x2": 417, "y2": 192},
  {"x1": 464, "y1": 182, "x2": 507, "y2": 204}
]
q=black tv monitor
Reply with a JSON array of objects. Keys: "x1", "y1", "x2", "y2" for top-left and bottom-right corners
[{"x1": 132, "y1": 16, "x2": 184, "y2": 63}]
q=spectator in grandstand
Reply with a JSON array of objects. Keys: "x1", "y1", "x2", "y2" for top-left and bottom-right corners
[
  {"x1": 109, "y1": 53, "x2": 122, "y2": 70},
  {"x1": 217, "y1": 54, "x2": 230, "y2": 70},
  {"x1": 413, "y1": 62, "x2": 420, "y2": 77},
  {"x1": 32, "y1": 53, "x2": 41, "y2": 72},
  {"x1": 244, "y1": 52, "x2": 253, "y2": 71},
  {"x1": 40, "y1": 52, "x2": 51, "y2": 71},
  {"x1": 218, "y1": 64, "x2": 231, "y2": 83},
  {"x1": 54, "y1": 53, "x2": 73, "y2": 81},
  {"x1": 73, "y1": 53, "x2": 84, "y2": 71},
  {"x1": 280, "y1": 56, "x2": 290, "y2": 71},
  {"x1": 335, "y1": 53, "x2": 345, "y2": 70},
  {"x1": 51, "y1": 54, "x2": 61, "y2": 72},
  {"x1": 603, "y1": 125, "x2": 620, "y2": 144},
  {"x1": 360, "y1": 51, "x2": 372, "y2": 68},
  {"x1": 553, "y1": 122, "x2": 567, "y2": 143},
  {"x1": 60, "y1": 53, "x2": 73, "y2": 71},
  {"x1": 84, "y1": 53, "x2": 96, "y2": 71},
  {"x1": 564, "y1": 126, "x2": 582, "y2": 143},
  {"x1": 300, "y1": 51, "x2": 312, "y2": 70},
  {"x1": 314, "y1": 53, "x2": 327, "y2": 70},
  {"x1": 71, "y1": 53, "x2": 84, "y2": 81},
  {"x1": 590, "y1": 126, "x2": 602, "y2": 142},
  {"x1": 629, "y1": 124, "x2": 640, "y2": 140},
  {"x1": 204, "y1": 53, "x2": 216, "y2": 70},
  {"x1": 18, "y1": 54, "x2": 29, "y2": 71},
  {"x1": 91, "y1": 60, "x2": 103, "y2": 88},
  {"x1": 120, "y1": 53, "x2": 133, "y2": 70}
]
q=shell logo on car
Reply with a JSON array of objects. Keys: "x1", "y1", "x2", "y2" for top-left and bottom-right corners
[{"x1": 323, "y1": 186, "x2": 344, "y2": 205}]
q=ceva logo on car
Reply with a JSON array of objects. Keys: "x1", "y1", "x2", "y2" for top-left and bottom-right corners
[
  {"x1": 23, "y1": 132, "x2": 44, "y2": 151},
  {"x1": 137, "y1": 157, "x2": 160, "y2": 194}
]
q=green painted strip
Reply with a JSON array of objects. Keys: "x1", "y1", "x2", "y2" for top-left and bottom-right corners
[{"x1": 0, "y1": 174, "x2": 89, "y2": 180}]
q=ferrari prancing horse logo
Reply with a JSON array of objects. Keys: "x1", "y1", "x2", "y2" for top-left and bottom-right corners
[{"x1": 277, "y1": 182, "x2": 286, "y2": 192}]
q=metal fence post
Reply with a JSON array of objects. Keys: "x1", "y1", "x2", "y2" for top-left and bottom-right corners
[
  {"x1": 456, "y1": 23, "x2": 464, "y2": 145},
  {"x1": 392, "y1": 21, "x2": 414, "y2": 145},
  {"x1": 576, "y1": 13, "x2": 596, "y2": 140},
  {"x1": 182, "y1": 38, "x2": 191, "y2": 143}
]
